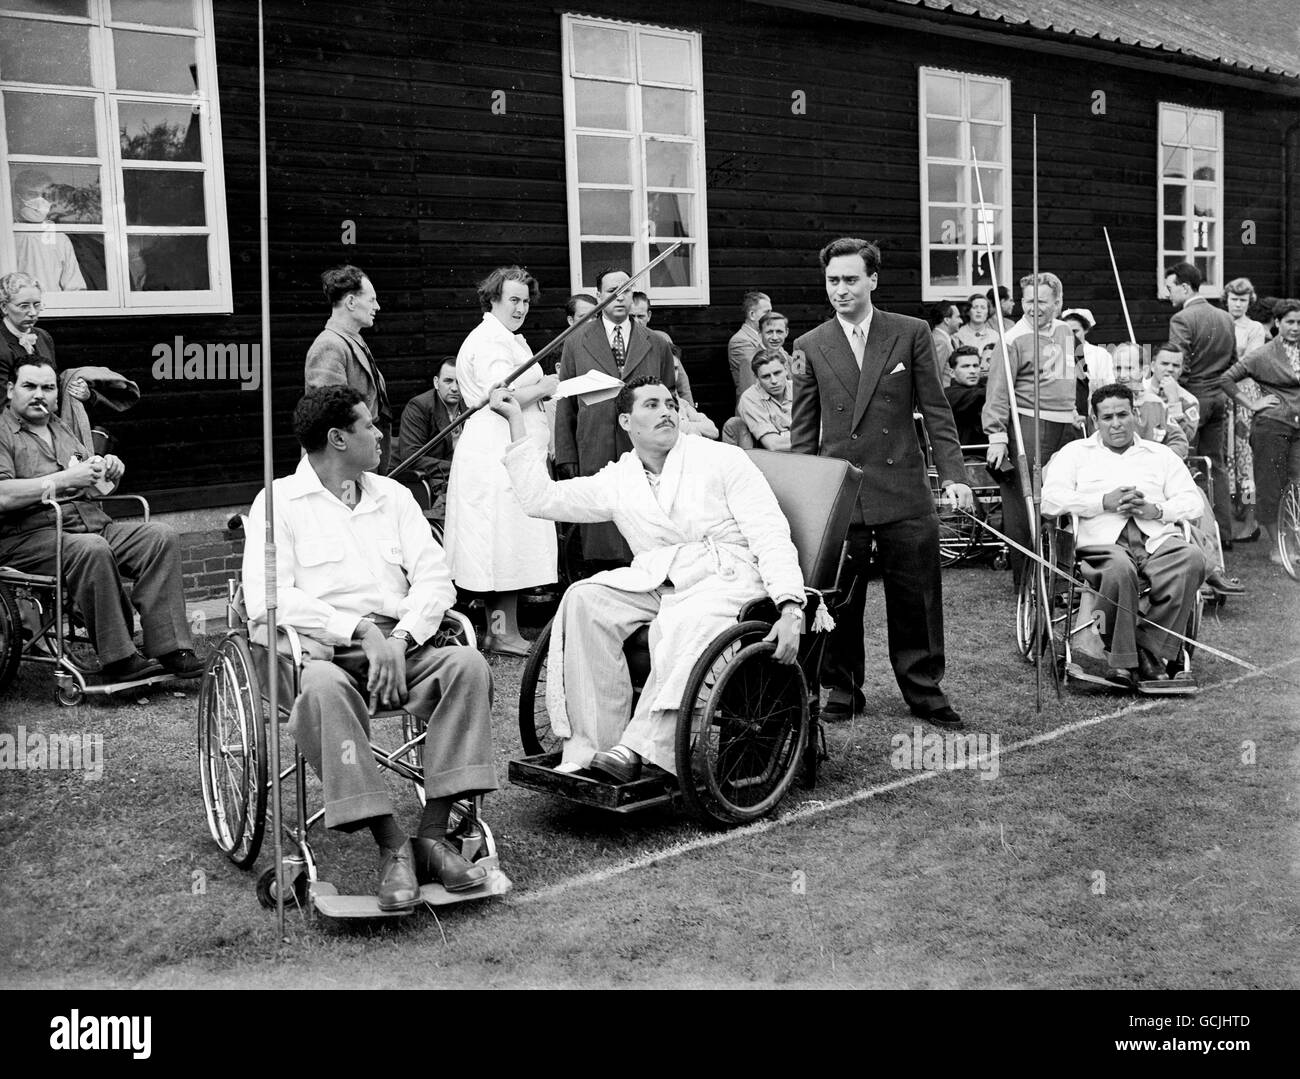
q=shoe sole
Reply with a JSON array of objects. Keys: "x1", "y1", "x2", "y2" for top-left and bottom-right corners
[{"x1": 377, "y1": 893, "x2": 422, "y2": 911}]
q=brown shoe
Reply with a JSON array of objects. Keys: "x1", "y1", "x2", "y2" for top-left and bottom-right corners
[
  {"x1": 376, "y1": 840, "x2": 420, "y2": 911},
  {"x1": 411, "y1": 836, "x2": 488, "y2": 892}
]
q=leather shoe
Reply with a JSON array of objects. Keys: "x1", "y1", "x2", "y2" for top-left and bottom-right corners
[
  {"x1": 1138, "y1": 649, "x2": 1169, "y2": 683},
  {"x1": 411, "y1": 836, "x2": 487, "y2": 892},
  {"x1": 589, "y1": 744, "x2": 642, "y2": 783},
  {"x1": 823, "y1": 688, "x2": 864, "y2": 722},
  {"x1": 1205, "y1": 571, "x2": 1245, "y2": 596},
  {"x1": 376, "y1": 840, "x2": 421, "y2": 911},
  {"x1": 916, "y1": 705, "x2": 964, "y2": 729},
  {"x1": 100, "y1": 652, "x2": 160, "y2": 683},
  {"x1": 158, "y1": 648, "x2": 206, "y2": 678}
]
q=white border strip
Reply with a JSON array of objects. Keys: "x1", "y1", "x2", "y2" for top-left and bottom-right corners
[{"x1": 515, "y1": 658, "x2": 1296, "y2": 905}]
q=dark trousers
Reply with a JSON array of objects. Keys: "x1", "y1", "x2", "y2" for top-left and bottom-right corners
[
  {"x1": 1249, "y1": 416, "x2": 1300, "y2": 527},
  {"x1": 0, "y1": 520, "x2": 191, "y2": 666},
  {"x1": 994, "y1": 417, "x2": 1080, "y2": 586},
  {"x1": 824, "y1": 513, "x2": 947, "y2": 715},
  {"x1": 1191, "y1": 390, "x2": 1233, "y2": 542}
]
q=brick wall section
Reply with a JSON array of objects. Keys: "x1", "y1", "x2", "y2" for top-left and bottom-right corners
[{"x1": 179, "y1": 527, "x2": 246, "y2": 600}]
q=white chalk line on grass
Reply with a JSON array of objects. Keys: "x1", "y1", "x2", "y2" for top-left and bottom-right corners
[{"x1": 514, "y1": 656, "x2": 1298, "y2": 906}]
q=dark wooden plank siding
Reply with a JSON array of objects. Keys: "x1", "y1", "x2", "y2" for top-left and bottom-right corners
[{"x1": 35, "y1": 0, "x2": 1297, "y2": 512}]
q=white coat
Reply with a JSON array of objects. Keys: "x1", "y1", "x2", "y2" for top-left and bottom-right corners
[{"x1": 443, "y1": 312, "x2": 558, "y2": 592}]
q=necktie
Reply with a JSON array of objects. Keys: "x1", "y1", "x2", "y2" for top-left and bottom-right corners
[
  {"x1": 612, "y1": 325, "x2": 625, "y2": 372},
  {"x1": 850, "y1": 325, "x2": 866, "y2": 369}
]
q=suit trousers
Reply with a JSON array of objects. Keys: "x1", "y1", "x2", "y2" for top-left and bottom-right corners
[
  {"x1": 0, "y1": 519, "x2": 190, "y2": 666},
  {"x1": 288, "y1": 640, "x2": 497, "y2": 831},
  {"x1": 1076, "y1": 528, "x2": 1205, "y2": 669},
  {"x1": 1191, "y1": 390, "x2": 1233, "y2": 542},
  {"x1": 824, "y1": 513, "x2": 947, "y2": 715}
]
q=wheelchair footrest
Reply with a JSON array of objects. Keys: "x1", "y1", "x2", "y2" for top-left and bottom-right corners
[
  {"x1": 509, "y1": 752, "x2": 679, "y2": 813},
  {"x1": 310, "y1": 866, "x2": 512, "y2": 918},
  {"x1": 1138, "y1": 675, "x2": 1198, "y2": 697}
]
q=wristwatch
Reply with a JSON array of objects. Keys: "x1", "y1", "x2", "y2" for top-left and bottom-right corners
[{"x1": 390, "y1": 629, "x2": 414, "y2": 649}]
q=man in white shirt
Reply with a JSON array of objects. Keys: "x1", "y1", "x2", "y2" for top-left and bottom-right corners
[
  {"x1": 737, "y1": 350, "x2": 793, "y2": 450},
  {"x1": 243, "y1": 386, "x2": 498, "y2": 910},
  {"x1": 1042, "y1": 382, "x2": 1206, "y2": 687}
]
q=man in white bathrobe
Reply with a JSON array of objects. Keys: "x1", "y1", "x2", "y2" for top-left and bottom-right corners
[{"x1": 491, "y1": 376, "x2": 805, "y2": 782}]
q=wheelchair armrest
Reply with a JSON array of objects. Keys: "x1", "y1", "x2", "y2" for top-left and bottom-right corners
[
  {"x1": 89, "y1": 494, "x2": 150, "y2": 522},
  {"x1": 279, "y1": 622, "x2": 306, "y2": 671},
  {"x1": 438, "y1": 608, "x2": 477, "y2": 649}
]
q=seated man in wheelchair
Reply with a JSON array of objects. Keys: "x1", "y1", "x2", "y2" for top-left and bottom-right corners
[
  {"x1": 242, "y1": 386, "x2": 497, "y2": 911},
  {"x1": 0, "y1": 359, "x2": 202, "y2": 682},
  {"x1": 492, "y1": 376, "x2": 804, "y2": 783},
  {"x1": 1041, "y1": 382, "x2": 1207, "y2": 688}
]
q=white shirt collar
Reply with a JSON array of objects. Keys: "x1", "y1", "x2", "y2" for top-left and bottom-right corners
[
  {"x1": 1082, "y1": 431, "x2": 1159, "y2": 455},
  {"x1": 836, "y1": 308, "x2": 873, "y2": 341},
  {"x1": 602, "y1": 314, "x2": 631, "y2": 347},
  {"x1": 281, "y1": 455, "x2": 383, "y2": 510}
]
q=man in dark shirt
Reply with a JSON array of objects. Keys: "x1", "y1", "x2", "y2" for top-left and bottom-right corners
[
  {"x1": 944, "y1": 346, "x2": 985, "y2": 448},
  {"x1": 395, "y1": 356, "x2": 461, "y2": 528},
  {"x1": 0, "y1": 360, "x2": 201, "y2": 682}
]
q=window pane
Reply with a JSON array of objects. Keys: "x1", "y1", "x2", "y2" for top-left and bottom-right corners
[
  {"x1": 1192, "y1": 185, "x2": 1215, "y2": 217},
  {"x1": 114, "y1": 29, "x2": 198, "y2": 93},
  {"x1": 925, "y1": 73, "x2": 960, "y2": 117},
  {"x1": 928, "y1": 164, "x2": 962, "y2": 203},
  {"x1": 13, "y1": 230, "x2": 103, "y2": 291},
  {"x1": 573, "y1": 79, "x2": 628, "y2": 130},
  {"x1": 128, "y1": 234, "x2": 209, "y2": 290},
  {"x1": 576, "y1": 135, "x2": 630, "y2": 184},
  {"x1": 5, "y1": 1, "x2": 89, "y2": 14},
  {"x1": 649, "y1": 242, "x2": 691, "y2": 289},
  {"x1": 1194, "y1": 255, "x2": 1213, "y2": 283},
  {"x1": 970, "y1": 250, "x2": 996, "y2": 288},
  {"x1": 970, "y1": 122, "x2": 1000, "y2": 162},
  {"x1": 640, "y1": 33, "x2": 691, "y2": 86},
  {"x1": 123, "y1": 169, "x2": 204, "y2": 225},
  {"x1": 0, "y1": 17, "x2": 92, "y2": 86},
  {"x1": 926, "y1": 118, "x2": 961, "y2": 159},
  {"x1": 119, "y1": 101, "x2": 203, "y2": 161},
  {"x1": 1161, "y1": 145, "x2": 1187, "y2": 178},
  {"x1": 975, "y1": 208, "x2": 1004, "y2": 244},
  {"x1": 645, "y1": 139, "x2": 693, "y2": 187},
  {"x1": 969, "y1": 81, "x2": 1002, "y2": 121},
  {"x1": 571, "y1": 22, "x2": 631, "y2": 79},
  {"x1": 929, "y1": 249, "x2": 960, "y2": 288},
  {"x1": 642, "y1": 86, "x2": 692, "y2": 136},
  {"x1": 110, "y1": 0, "x2": 196, "y2": 29},
  {"x1": 972, "y1": 167, "x2": 1000, "y2": 204},
  {"x1": 1189, "y1": 112, "x2": 1216, "y2": 148},
  {"x1": 1163, "y1": 221, "x2": 1185, "y2": 250},
  {"x1": 647, "y1": 192, "x2": 690, "y2": 239},
  {"x1": 1161, "y1": 107, "x2": 1188, "y2": 145},
  {"x1": 1163, "y1": 185, "x2": 1186, "y2": 216},
  {"x1": 929, "y1": 206, "x2": 963, "y2": 244},
  {"x1": 10, "y1": 162, "x2": 102, "y2": 222},
  {"x1": 1193, "y1": 220, "x2": 1215, "y2": 252},
  {"x1": 580, "y1": 242, "x2": 632, "y2": 288},
  {"x1": 579, "y1": 188, "x2": 631, "y2": 236},
  {"x1": 4, "y1": 92, "x2": 98, "y2": 157},
  {"x1": 1191, "y1": 149, "x2": 1216, "y2": 182}
]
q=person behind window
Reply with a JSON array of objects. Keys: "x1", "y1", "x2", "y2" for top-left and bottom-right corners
[
  {"x1": 737, "y1": 349, "x2": 794, "y2": 451},
  {"x1": 10, "y1": 170, "x2": 86, "y2": 294}
]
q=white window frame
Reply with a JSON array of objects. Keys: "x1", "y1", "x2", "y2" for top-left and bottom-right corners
[
  {"x1": 560, "y1": 12, "x2": 709, "y2": 306},
  {"x1": 0, "y1": 0, "x2": 232, "y2": 317},
  {"x1": 1156, "y1": 102, "x2": 1224, "y2": 299},
  {"x1": 918, "y1": 67, "x2": 1013, "y2": 302}
]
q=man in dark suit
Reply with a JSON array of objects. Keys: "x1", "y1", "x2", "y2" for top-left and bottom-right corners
[
  {"x1": 395, "y1": 356, "x2": 462, "y2": 528},
  {"x1": 791, "y1": 238, "x2": 973, "y2": 728},
  {"x1": 554, "y1": 267, "x2": 677, "y2": 566}
]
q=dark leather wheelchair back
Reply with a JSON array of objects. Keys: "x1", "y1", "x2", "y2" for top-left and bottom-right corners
[{"x1": 745, "y1": 450, "x2": 863, "y2": 592}]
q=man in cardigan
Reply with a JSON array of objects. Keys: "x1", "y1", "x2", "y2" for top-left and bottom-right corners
[
  {"x1": 791, "y1": 237, "x2": 973, "y2": 728},
  {"x1": 305, "y1": 264, "x2": 392, "y2": 473}
]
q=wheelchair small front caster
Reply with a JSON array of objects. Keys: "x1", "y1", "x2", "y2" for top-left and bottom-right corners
[
  {"x1": 256, "y1": 865, "x2": 308, "y2": 909},
  {"x1": 55, "y1": 681, "x2": 84, "y2": 707}
]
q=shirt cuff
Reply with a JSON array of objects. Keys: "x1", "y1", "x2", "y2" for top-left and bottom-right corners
[
  {"x1": 774, "y1": 593, "x2": 805, "y2": 609},
  {"x1": 987, "y1": 432, "x2": 1009, "y2": 446},
  {"x1": 329, "y1": 611, "x2": 364, "y2": 645}
]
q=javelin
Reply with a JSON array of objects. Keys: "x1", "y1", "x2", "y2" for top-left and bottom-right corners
[
  {"x1": 388, "y1": 241, "x2": 683, "y2": 481},
  {"x1": 1103, "y1": 226, "x2": 1138, "y2": 347}
]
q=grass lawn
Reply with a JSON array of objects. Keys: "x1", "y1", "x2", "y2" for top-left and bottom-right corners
[{"x1": 1, "y1": 539, "x2": 1296, "y2": 989}]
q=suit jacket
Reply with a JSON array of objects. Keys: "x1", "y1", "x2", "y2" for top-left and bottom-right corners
[
  {"x1": 1168, "y1": 296, "x2": 1235, "y2": 396},
  {"x1": 554, "y1": 318, "x2": 676, "y2": 561},
  {"x1": 1, "y1": 323, "x2": 56, "y2": 387},
  {"x1": 396, "y1": 388, "x2": 459, "y2": 517},
  {"x1": 791, "y1": 309, "x2": 966, "y2": 525}
]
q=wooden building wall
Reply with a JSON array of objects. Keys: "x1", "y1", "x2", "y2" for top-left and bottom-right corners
[{"x1": 37, "y1": 0, "x2": 1299, "y2": 511}]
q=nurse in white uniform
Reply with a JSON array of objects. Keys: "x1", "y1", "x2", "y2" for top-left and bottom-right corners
[{"x1": 443, "y1": 265, "x2": 559, "y2": 654}]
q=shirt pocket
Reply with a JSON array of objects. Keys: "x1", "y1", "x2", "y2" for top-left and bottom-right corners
[
  {"x1": 375, "y1": 533, "x2": 404, "y2": 568},
  {"x1": 297, "y1": 538, "x2": 344, "y2": 567}
]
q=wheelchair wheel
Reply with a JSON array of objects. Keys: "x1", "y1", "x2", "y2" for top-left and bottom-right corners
[
  {"x1": 517, "y1": 619, "x2": 559, "y2": 755},
  {"x1": 198, "y1": 634, "x2": 268, "y2": 869},
  {"x1": 675, "y1": 621, "x2": 809, "y2": 827},
  {"x1": 401, "y1": 711, "x2": 428, "y2": 805},
  {"x1": 937, "y1": 503, "x2": 977, "y2": 566},
  {"x1": 1278, "y1": 482, "x2": 1300, "y2": 581},
  {"x1": 0, "y1": 584, "x2": 21, "y2": 695}
]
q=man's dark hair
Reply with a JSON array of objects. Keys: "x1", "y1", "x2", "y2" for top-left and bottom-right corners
[
  {"x1": 948, "y1": 344, "x2": 979, "y2": 368},
  {"x1": 1153, "y1": 341, "x2": 1184, "y2": 359},
  {"x1": 759, "y1": 311, "x2": 788, "y2": 332},
  {"x1": 294, "y1": 385, "x2": 365, "y2": 452},
  {"x1": 321, "y1": 264, "x2": 368, "y2": 306},
  {"x1": 435, "y1": 355, "x2": 457, "y2": 378},
  {"x1": 631, "y1": 291, "x2": 650, "y2": 307},
  {"x1": 1273, "y1": 297, "x2": 1300, "y2": 321},
  {"x1": 1249, "y1": 296, "x2": 1278, "y2": 324},
  {"x1": 927, "y1": 301, "x2": 957, "y2": 328},
  {"x1": 1164, "y1": 261, "x2": 1202, "y2": 291},
  {"x1": 8, "y1": 358, "x2": 56, "y2": 388},
  {"x1": 986, "y1": 285, "x2": 1011, "y2": 304},
  {"x1": 818, "y1": 237, "x2": 880, "y2": 274},
  {"x1": 615, "y1": 375, "x2": 675, "y2": 416},
  {"x1": 565, "y1": 293, "x2": 597, "y2": 319},
  {"x1": 1090, "y1": 382, "x2": 1135, "y2": 413},
  {"x1": 750, "y1": 348, "x2": 788, "y2": 377},
  {"x1": 476, "y1": 265, "x2": 539, "y2": 312},
  {"x1": 595, "y1": 267, "x2": 628, "y2": 294}
]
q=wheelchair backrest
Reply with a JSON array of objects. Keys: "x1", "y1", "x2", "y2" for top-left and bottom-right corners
[{"x1": 744, "y1": 450, "x2": 863, "y2": 591}]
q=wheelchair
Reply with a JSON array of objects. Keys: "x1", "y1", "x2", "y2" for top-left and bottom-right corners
[
  {"x1": 1016, "y1": 514, "x2": 1203, "y2": 696},
  {"x1": 197, "y1": 581, "x2": 510, "y2": 919},
  {"x1": 1276, "y1": 481, "x2": 1300, "y2": 582},
  {"x1": 509, "y1": 450, "x2": 863, "y2": 827},
  {"x1": 932, "y1": 447, "x2": 1008, "y2": 568},
  {"x1": 0, "y1": 494, "x2": 188, "y2": 704}
]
